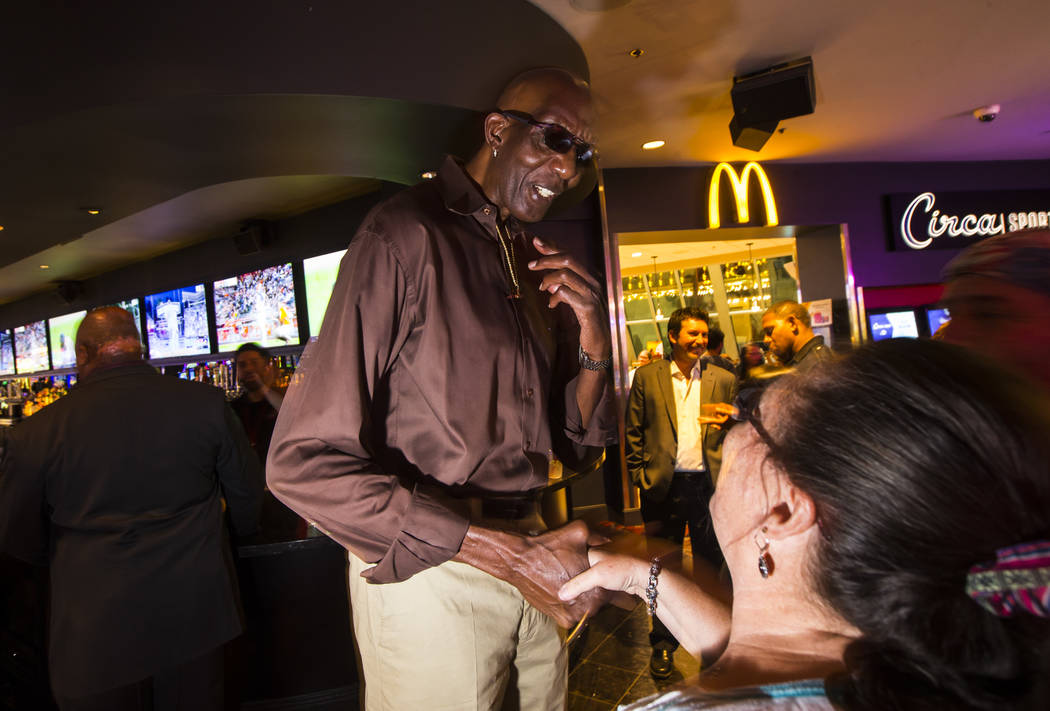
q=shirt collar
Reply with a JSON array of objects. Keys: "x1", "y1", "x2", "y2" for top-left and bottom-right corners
[
  {"x1": 671, "y1": 358, "x2": 702, "y2": 380},
  {"x1": 789, "y1": 334, "x2": 825, "y2": 365},
  {"x1": 432, "y1": 155, "x2": 524, "y2": 235},
  {"x1": 79, "y1": 359, "x2": 156, "y2": 384}
]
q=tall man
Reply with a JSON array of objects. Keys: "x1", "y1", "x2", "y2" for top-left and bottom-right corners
[
  {"x1": 761, "y1": 300, "x2": 833, "y2": 371},
  {"x1": 625, "y1": 307, "x2": 736, "y2": 679},
  {"x1": 267, "y1": 68, "x2": 613, "y2": 710},
  {"x1": 0, "y1": 307, "x2": 263, "y2": 710}
]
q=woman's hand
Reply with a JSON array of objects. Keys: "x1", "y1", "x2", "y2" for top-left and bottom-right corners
[{"x1": 557, "y1": 548, "x2": 649, "y2": 602}]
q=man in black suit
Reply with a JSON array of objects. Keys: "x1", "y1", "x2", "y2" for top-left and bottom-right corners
[
  {"x1": 0, "y1": 307, "x2": 262, "y2": 710},
  {"x1": 626, "y1": 307, "x2": 736, "y2": 679}
]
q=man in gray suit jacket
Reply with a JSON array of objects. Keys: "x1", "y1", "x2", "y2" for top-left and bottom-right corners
[{"x1": 625, "y1": 307, "x2": 736, "y2": 678}]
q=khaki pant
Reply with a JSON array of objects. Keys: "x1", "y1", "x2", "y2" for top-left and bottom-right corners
[{"x1": 348, "y1": 551, "x2": 566, "y2": 711}]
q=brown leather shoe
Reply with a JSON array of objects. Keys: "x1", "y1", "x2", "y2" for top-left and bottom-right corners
[{"x1": 650, "y1": 648, "x2": 674, "y2": 679}]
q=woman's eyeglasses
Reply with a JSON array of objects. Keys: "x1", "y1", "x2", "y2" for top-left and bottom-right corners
[
  {"x1": 498, "y1": 110, "x2": 596, "y2": 163},
  {"x1": 731, "y1": 385, "x2": 780, "y2": 453}
]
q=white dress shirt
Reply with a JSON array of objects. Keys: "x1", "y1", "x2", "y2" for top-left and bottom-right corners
[{"x1": 671, "y1": 359, "x2": 705, "y2": 472}]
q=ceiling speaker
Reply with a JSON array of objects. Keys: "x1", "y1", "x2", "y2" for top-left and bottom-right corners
[
  {"x1": 730, "y1": 57, "x2": 815, "y2": 126},
  {"x1": 56, "y1": 280, "x2": 84, "y2": 304},
  {"x1": 233, "y1": 220, "x2": 274, "y2": 255},
  {"x1": 729, "y1": 115, "x2": 778, "y2": 152}
]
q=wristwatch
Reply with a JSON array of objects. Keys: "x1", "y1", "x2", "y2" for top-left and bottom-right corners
[{"x1": 578, "y1": 345, "x2": 612, "y2": 371}]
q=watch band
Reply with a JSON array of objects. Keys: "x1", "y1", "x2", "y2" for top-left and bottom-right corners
[{"x1": 578, "y1": 345, "x2": 611, "y2": 371}]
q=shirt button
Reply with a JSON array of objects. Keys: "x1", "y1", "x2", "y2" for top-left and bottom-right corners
[
  {"x1": 482, "y1": 207, "x2": 492, "y2": 215},
  {"x1": 526, "y1": 388, "x2": 534, "y2": 399}
]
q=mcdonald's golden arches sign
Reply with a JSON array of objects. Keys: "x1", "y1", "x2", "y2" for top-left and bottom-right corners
[{"x1": 707, "y1": 162, "x2": 779, "y2": 229}]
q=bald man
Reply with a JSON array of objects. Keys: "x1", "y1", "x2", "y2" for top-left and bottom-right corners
[
  {"x1": 268, "y1": 68, "x2": 614, "y2": 709},
  {"x1": 761, "y1": 300, "x2": 833, "y2": 371},
  {"x1": 0, "y1": 307, "x2": 262, "y2": 710}
]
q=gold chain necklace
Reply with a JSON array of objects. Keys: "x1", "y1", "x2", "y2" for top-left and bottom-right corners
[{"x1": 494, "y1": 220, "x2": 521, "y2": 299}]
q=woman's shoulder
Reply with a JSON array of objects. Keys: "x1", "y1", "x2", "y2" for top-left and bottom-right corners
[{"x1": 618, "y1": 679, "x2": 835, "y2": 711}]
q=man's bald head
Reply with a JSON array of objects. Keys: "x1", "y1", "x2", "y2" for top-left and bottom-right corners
[
  {"x1": 76, "y1": 307, "x2": 143, "y2": 374},
  {"x1": 496, "y1": 67, "x2": 592, "y2": 116}
]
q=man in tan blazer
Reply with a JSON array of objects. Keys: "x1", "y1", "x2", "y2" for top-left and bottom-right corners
[{"x1": 625, "y1": 306, "x2": 737, "y2": 678}]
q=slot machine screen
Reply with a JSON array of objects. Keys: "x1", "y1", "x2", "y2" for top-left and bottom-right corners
[{"x1": 867, "y1": 310, "x2": 920, "y2": 342}]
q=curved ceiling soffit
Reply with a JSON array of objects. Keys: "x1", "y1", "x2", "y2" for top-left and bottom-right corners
[
  {"x1": 3, "y1": 0, "x2": 590, "y2": 132},
  {"x1": 1, "y1": 0, "x2": 594, "y2": 282}
]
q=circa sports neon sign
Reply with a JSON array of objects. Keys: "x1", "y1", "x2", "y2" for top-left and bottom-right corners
[
  {"x1": 899, "y1": 191, "x2": 1050, "y2": 250},
  {"x1": 708, "y1": 162, "x2": 779, "y2": 229}
]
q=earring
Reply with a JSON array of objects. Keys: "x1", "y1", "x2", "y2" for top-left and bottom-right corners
[
  {"x1": 755, "y1": 527, "x2": 773, "y2": 579},
  {"x1": 492, "y1": 147, "x2": 498, "y2": 159}
]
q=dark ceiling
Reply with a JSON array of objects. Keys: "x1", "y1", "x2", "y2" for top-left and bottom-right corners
[{"x1": 0, "y1": 0, "x2": 589, "y2": 304}]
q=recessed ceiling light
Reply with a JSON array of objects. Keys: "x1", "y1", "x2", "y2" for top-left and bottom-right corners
[
  {"x1": 631, "y1": 251, "x2": 643, "y2": 257},
  {"x1": 39, "y1": 264, "x2": 50, "y2": 269},
  {"x1": 420, "y1": 171, "x2": 437, "y2": 180},
  {"x1": 628, "y1": 48, "x2": 645, "y2": 58},
  {"x1": 642, "y1": 140, "x2": 665, "y2": 150},
  {"x1": 0, "y1": 225, "x2": 4, "y2": 231},
  {"x1": 81, "y1": 207, "x2": 102, "y2": 215}
]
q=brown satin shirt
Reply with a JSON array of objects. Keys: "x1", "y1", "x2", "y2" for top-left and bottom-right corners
[{"x1": 267, "y1": 156, "x2": 612, "y2": 583}]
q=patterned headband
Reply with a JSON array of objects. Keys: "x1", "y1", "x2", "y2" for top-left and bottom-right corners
[
  {"x1": 943, "y1": 228, "x2": 1050, "y2": 299},
  {"x1": 965, "y1": 541, "x2": 1050, "y2": 618}
]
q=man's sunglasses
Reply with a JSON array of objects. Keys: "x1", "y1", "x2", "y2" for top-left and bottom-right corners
[{"x1": 497, "y1": 110, "x2": 596, "y2": 163}]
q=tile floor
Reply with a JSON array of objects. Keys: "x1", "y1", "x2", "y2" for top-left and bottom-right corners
[{"x1": 566, "y1": 601, "x2": 700, "y2": 710}]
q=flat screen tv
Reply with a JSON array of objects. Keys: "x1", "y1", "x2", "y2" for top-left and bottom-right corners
[
  {"x1": 867, "y1": 310, "x2": 920, "y2": 342},
  {"x1": 214, "y1": 263, "x2": 300, "y2": 351},
  {"x1": 925, "y1": 307, "x2": 950, "y2": 336},
  {"x1": 0, "y1": 330, "x2": 14, "y2": 376},
  {"x1": 303, "y1": 249, "x2": 346, "y2": 337},
  {"x1": 111, "y1": 298, "x2": 144, "y2": 337},
  {"x1": 48, "y1": 310, "x2": 87, "y2": 370},
  {"x1": 145, "y1": 284, "x2": 211, "y2": 358},
  {"x1": 14, "y1": 321, "x2": 50, "y2": 373}
]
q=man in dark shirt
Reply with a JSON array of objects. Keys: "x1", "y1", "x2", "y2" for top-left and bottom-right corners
[
  {"x1": 0, "y1": 307, "x2": 262, "y2": 711},
  {"x1": 230, "y1": 342, "x2": 302, "y2": 539},
  {"x1": 761, "y1": 300, "x2": 833, "y2": 371},
  {"x1": 701, "y1": 327, "x2": 736, "y2": 373},
  {"x1": 267, "y1": 68, "x2": 613, "y2": 709},
  {"x1": 230, "y1": 343, "x2": 285, "y2": 465}
]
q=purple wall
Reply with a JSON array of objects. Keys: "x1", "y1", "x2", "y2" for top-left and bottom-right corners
[{"x1": 602, "y1": 159, "x2": 1050, "y2": 289}]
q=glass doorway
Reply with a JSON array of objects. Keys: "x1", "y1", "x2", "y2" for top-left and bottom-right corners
[{"x1": 619, "y1": 235, "x2": 798, "y2": 365}]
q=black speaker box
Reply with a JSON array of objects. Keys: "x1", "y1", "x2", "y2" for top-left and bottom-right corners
[
  {"x1": 56, "y1": 280, "x2": 84, "y2": 304},
  {"x1": 729, "y1": 115, "x2": 778, "y2": 152},
  {"x1": 233, "y1": 220, "x2": 273, "y2": 255},
  {"x1": 731, "y1": 57, "x2": 815, "y2": 126}
]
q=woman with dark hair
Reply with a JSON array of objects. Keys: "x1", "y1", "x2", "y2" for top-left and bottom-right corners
[{"x1": 561, "y1": 339, "x2": 1050, "y2": 710}]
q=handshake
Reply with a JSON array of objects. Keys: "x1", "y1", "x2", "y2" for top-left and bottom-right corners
[{"x1": 474, "y1": 519, "x2": 677, "y2": 629}]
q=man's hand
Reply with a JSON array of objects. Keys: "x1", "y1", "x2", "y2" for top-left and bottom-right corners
[
  {"x1": 699, "y1": 402, "x2": 736, "y2": 425},
  {"x1": 528, "y1": 237, "x2": 610, "y2": 361},
  {"x1": 455, "y1": 520, "x2": 609, "y2": 628}
]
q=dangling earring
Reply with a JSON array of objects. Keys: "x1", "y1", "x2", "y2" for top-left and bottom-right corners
[
  {"x1": 755, "y1": 527, "x2": 773, "y2": 579},
  {"x1": 492, "y1": 147, "x2": 498, "y2": 159}
]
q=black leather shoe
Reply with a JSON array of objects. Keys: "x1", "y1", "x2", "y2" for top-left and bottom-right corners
[{"x1": 650, "y1": 648, "x2": 674, "y2": 679}]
